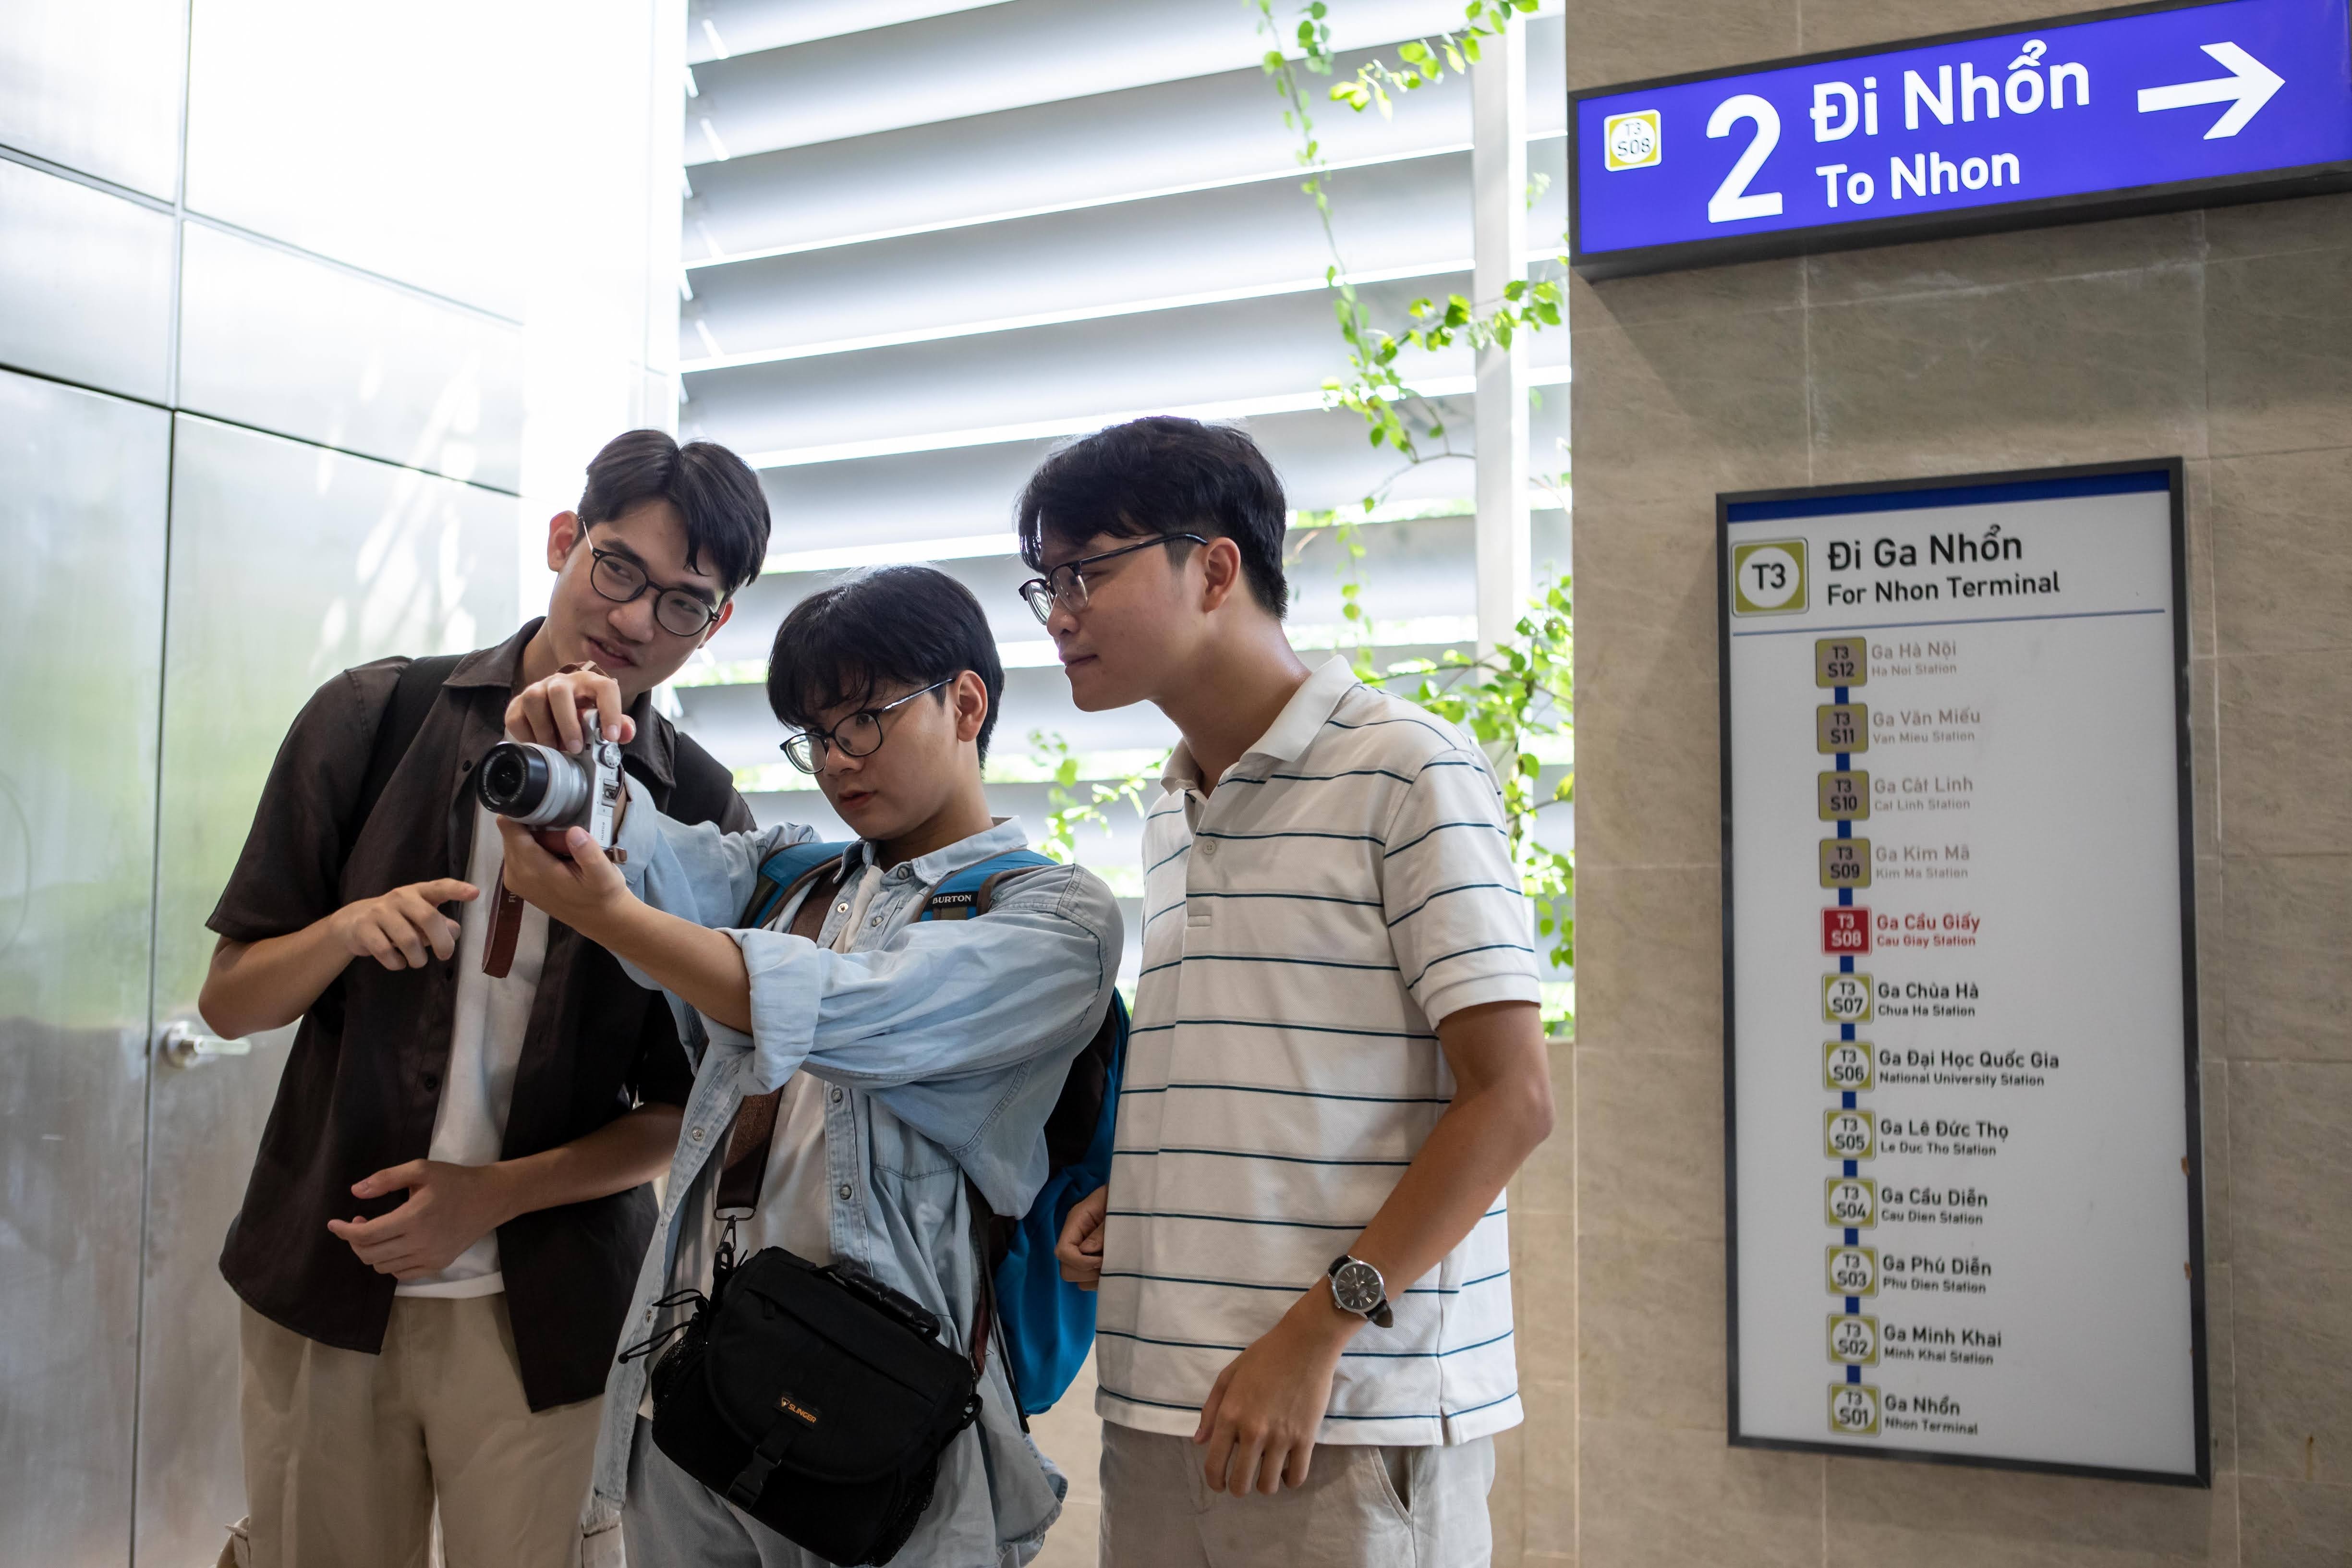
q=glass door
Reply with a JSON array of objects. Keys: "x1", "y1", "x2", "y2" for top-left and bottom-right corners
[{"x1": 133, "y1": 414, "x2": 518, "y2": 1563}]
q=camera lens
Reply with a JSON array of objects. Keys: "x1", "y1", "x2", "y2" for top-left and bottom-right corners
[
  {"x1": 480, "y1": 748, "x2": 536, "y2": 810},
  {"x1": 475, "y1": 741, "x2": 589, "y2": 827}
]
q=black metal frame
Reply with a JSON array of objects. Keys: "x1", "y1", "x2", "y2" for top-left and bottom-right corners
[
  {"x1": 1715, "y1": 457, "x2": 2210, "y2": 1487},
  {"x1": 1570, "y1": 0, "x2": 2352, "y2": 279}
]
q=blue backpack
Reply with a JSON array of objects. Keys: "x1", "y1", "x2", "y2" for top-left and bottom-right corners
[{"x1": 740, "y1": 840, "x2": 1126, "y2": 1418}]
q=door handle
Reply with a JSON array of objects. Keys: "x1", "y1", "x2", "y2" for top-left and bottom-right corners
[{"x1": 156, "y1": 1021, "x2": 252, "y2": 1069}]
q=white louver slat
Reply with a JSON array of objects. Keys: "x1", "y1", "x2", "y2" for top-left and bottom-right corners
[
  {"x1": 685, "y1": 0, "x2": 1511, "y2": 159},
  {"x1": 680, "y1": 33, "x2": 1565, "y2": 265},
  {"x1": 671, "y1": 1, "x2": 1570, "y2": 981}
]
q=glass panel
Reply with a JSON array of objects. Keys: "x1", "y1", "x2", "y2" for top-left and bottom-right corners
[
  {"x1": 0, "y1": 368, "x2": 171, "y2": 1563},
  {"x1": 183, "y1": 0, "x2": 530, "y2": 316},
  {"x1": 0, "y1": 159, "x2": 175, "y2": 401},
  {"x1": 135, "y1": 415, "x2": 520, "y2": 1563},
  {"x1": 0, "y1": 0, "x2": 187, "y2": 196},
  {"x1": 179, "y1": 222, "x2": 524, "y2": 490}
]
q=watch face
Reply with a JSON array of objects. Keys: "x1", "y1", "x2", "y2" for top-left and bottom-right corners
[{"x1": 1333, "y1": 1259, "x2": 1384, "y2": 1314}]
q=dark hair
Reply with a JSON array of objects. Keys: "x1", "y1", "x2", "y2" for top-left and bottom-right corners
[
  {"x1": 1015, "y1": 416, "x2": 1290, "y2": 617},
  {"x1": 577, "y1": 430, "x2": 771, "y2": 596},
  {"x1": 765, "y1": 566, "x2": 1005, "y2": 763}
]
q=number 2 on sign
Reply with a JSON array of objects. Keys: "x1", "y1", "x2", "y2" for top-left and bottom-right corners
[{"x1": 1707, "y1": 94, "x2": 1784, "y2": 223}]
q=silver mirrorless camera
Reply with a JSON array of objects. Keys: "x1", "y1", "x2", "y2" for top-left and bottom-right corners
[{"x1": 475, "y1": 707, "x2": 624, "y2": 851}]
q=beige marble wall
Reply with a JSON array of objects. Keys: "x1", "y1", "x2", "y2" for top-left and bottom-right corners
[{"x1": 1557, "y1": 2, "x2": 2352, "y2": 1564}]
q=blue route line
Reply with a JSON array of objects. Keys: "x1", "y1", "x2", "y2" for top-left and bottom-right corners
[{"x1": 1822, "y1": 682, "x2": 1876, "y2": 1405}]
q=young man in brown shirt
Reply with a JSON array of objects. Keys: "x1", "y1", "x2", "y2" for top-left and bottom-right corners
[{"x1": 197, "y1": 430, "x2": 770, "y2": 1568}]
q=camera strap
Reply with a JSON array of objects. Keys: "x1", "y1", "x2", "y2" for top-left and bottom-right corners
[{"x1": 481, "y1": 874, "x2": 530, "y2": 980}]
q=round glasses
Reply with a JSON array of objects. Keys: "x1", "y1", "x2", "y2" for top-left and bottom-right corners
[
  {"x1": 1017, "y1": 533, "x2": 1207, "y2": 625},
  {"x1": 779, "y1": 677, "x2": 954, "y2": 774},
  {"x1": 590, "y1": 547, "x2": 724, "y2": 637}
]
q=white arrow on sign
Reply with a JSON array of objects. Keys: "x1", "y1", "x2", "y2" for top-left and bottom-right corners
[{"x1": 2137, "y1": 42, "x2": 2284, "y2": 139}]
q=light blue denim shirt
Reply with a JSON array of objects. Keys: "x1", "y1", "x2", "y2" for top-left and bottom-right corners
[{"x1": 579, "y1": 798, "x2": 1122, "y2": 1568}]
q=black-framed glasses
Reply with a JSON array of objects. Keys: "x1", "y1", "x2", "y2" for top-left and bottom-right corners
[
  {"x1": 780, "y1": 677, "x2": 955, "y2": 774},
  {"x1": 1017, "y1": 533, "x2": 1207, "y2": 625},
  {"x1": 589, "y1": 546, "x2": 724, "y2": 637}
]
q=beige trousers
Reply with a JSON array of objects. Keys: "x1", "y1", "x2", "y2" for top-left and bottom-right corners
[
  {"x1": 1099, "y1": 1422, "x2": 1495, "y2": 1568},
  {"x1": 230, "y1": 1295, "x2": 601, "y2": 1568}
]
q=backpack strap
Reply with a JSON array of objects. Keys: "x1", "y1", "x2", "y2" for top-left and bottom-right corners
[
  {"x1": 921, "y1": 849, "x2": 1059, "y2": 923},
  {"x1": 341, "y1": 652, "x2": 462, "y2": 863},
  {"x1": 740, "y1": 839, "x2": 859, "y2": 930}
]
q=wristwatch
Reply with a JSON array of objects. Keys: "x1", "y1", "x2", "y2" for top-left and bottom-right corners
[{"x1": 1326, "y1": 1254, "x2": 1394, "y2": 1328}]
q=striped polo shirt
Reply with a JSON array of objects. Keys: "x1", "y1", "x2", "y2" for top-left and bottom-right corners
[{"x1": 1094, "y1": 656, "x2": 1541, "y2": 1446}]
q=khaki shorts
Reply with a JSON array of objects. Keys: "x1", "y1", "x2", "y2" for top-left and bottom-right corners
[
  {"x1": 229, "y1": 1295, "x2": 601, "y2": 1568},
  {"x1": 1099, "y1": 1422, "x2": 1494, "y2": 1568}
]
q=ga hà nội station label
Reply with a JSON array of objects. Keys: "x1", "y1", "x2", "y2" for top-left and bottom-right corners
[
  {"x1": 1718, "y1": 462, "x2": 2209, "y2": 1483},
  {"x1": 1571, "y1": 0, "x2": 2352, "y2": 277}
]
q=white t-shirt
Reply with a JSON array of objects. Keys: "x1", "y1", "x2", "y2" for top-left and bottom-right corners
[
  {"x1": 709, "y1": 863, "x2": 886, "y2": 1275},
  {"x1": 395, "y1": 807, "x2": 550, "y2": 1298}
]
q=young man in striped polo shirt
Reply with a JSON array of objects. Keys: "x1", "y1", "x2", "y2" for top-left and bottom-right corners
[{"x1": 1024, "y1": 417, "x2": 1556, "y2": 1566}]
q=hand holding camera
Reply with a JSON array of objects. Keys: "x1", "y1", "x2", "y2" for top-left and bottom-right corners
[
  {"x1": 503, "y1": 663, "x2": 635, "y2": 752},
  {"x1": 484, "y1": 663, "x2": 633, "y2": 857}
]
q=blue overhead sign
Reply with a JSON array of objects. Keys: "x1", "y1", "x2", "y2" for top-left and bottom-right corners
[{"x1": 1570, "y1": 0, "x2": 2352, "y2": 277}]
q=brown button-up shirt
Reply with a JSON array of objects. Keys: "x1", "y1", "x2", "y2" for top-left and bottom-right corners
[{"x1": 209, "y1": 620, "x2": 752, "y2": 1409}]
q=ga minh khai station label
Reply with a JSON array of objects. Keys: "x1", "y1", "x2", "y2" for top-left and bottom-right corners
[
  {"x1": 1718, "y1": 463, "x2": 2208, "y2": 1483},
  {"x1": 1571, "y1": 0, "x2": 2352, "y2": 276}
]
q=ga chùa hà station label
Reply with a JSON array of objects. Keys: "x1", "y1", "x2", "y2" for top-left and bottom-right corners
[{"x1": 1717, "y1": 462, "x2": 2209, "y2": 1483}]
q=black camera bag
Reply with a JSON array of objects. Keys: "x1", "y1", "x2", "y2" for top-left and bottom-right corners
[{"x1": 646, "y1": 1246, "x2": 982, "y2": 1565}]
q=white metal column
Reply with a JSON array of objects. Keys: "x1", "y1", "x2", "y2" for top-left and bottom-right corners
[{"x1": 1472, "y1": 21, "x2": 1530, "y2": 657}]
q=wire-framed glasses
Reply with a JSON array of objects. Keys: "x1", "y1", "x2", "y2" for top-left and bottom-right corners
[
  {"x1": 1017, "y1": 533, "x2": 1207, "y2": 625},
  {"x1": 590, "y1": 547, "x2": 723, "y2": 637},
  {"x1": 779, "y1": 676, "x2": 955, "y2": 774}
]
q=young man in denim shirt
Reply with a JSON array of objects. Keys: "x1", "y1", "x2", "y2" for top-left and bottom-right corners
[{"x1": 498, "y1": 566, "x2": 1122, "y2": 1566}]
